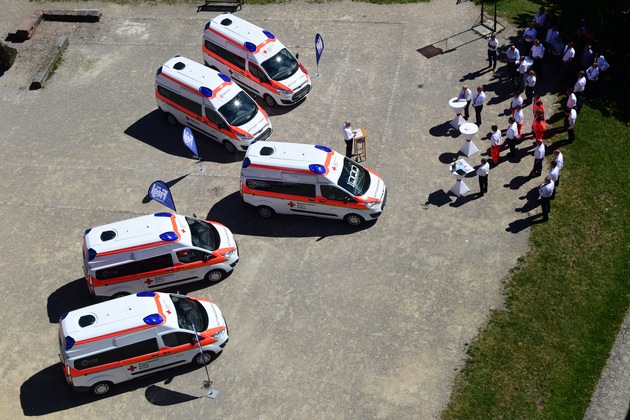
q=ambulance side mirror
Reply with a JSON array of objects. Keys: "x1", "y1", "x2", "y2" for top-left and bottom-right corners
[
  {"x1": 203, "y1": 253, "x2": 214, "y2": 262},
  {"x1": 295, "y1": 53, "x2": 299, "y2": 60}
]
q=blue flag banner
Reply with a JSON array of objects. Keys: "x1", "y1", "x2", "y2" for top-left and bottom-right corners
[
  {"x1": 148, "y1": 181, "x2": 176, "y2": 212},
  {"x1": 315, "y1": 34, "x2": 324, "y2": 66},
  {"x1": 182, "y1": 127, "x2": 198, "y2": 157}
]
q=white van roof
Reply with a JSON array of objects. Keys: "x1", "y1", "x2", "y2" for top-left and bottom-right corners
[
  {"x1": 60, "y1": 292, "x2": 176, "y2": 356},
  {"x1": 85, "y1": 212, "x2": 186, "y2": 257},
  {"x1": 206, "y1": 14, "x2": 287, "y2": 62},
  {"x1": 243, "y1": 141, "x2": 343, "y2": 178},
  {"x1": 159, "y1": 56, "x2": 242, "y2": 105}
]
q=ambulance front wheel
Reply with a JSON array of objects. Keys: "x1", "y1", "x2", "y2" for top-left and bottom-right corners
[
  {"x1": 194, "y1": 351, "x2": 219, "y2": 366},
  {"x1": 90, "y1": 381, "x2": 113, "y2": 396},
  {"x1": 257, "y1": 205, "x2": 274, "y2": 219},
  {"x1": 344, "y1": 214, "x2": 364, "y2": 226},
  {"x1": 223, "y1": 140, "x2": 237, "y2": 153},
  {"x1": 263, "y1": 94, "x2": 277, "y2": 108}
]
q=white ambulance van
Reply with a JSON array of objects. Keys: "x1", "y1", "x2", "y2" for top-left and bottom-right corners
[
  {"x1": 202, "y1": 14, "x2": 311, "y2": 107},
  {"x1": 240, "y1": 142, "x2": 387, "y2": 226},
  {"x1": 156, "y1": 56, "x2": 272, "y2": 153},
  {"x1": 58, "y1": 291, "x2": 228, "y2": 396},
  {"x1": 83, "y1": 212, "x2": 239, "y2": 300}
]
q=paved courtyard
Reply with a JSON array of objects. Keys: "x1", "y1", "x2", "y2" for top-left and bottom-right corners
[{"x1": 0, "y1": 0, "x2": 562, "y2": 418}]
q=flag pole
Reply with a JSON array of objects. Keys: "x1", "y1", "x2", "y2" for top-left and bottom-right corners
[{"x1": 192, "y1": 323, "x2": 218, "y2": 398}]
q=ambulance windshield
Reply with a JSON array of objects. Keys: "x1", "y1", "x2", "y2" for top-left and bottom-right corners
[
  {"x1": 170, "y1": 294, "x2": 209, "y2": 331},
  {"x1": 219, "y1": 91, "x2": 259, "y2": 126},
  {"x1": 261, "y1": 48, "x2": 299, "y2": 81},
  {"x1": 337, "y1": 158, "x2": 371, "y2": 196},
  {"x1": 186, "y1": 217, "x2": 220, "y2": 252}
]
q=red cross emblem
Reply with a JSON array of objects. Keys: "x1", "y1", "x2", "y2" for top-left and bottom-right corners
[
  {"x1": 166, "y1": 310, "x2": 171, "y2": 315},
  {"x1": 228, "y1": 69, "x2": 233, "y2": 75},
  {"x1": 332, "y1": 166, "x2": 337, "y2": 171},
  {"x1": 263, "y1": 49, "x2": 267, "y2": 54},
  {"x1": 288, "y1": 202, "x2": 295, "y2": 208},
  {"x1": 145, "y1": 278, "x2": 154, "y2": 285},
  {"x1": 127, "y1": 365, "x2": 137, "y2": 372}
]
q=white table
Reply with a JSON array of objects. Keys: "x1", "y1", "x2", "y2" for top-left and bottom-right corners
[
  {"x1": 448, "y1": 97, "x2": 467, "y2": 129},
  {"x1": 459, "y1": 122, "x2": 479, "y2": 157},
  {"x1": 449, "y1": 158, "x2": 474, "y2": 197}
]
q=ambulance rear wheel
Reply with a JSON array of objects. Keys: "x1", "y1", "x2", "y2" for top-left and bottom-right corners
[
  {"x1": 205, "y1": 269, "x2": 225, "y2": 283},
  {"x1": 257, "y1": 205, "x2": 274, "y2": 219},
  {"x1": 344, "y1": 214, "x2": 364, "y2": 226},
  {"x1": 263, "y1": 94, "x2": 277, "y2": 107},
  {"x1": 112, "y1": 292, "x2": 130, "y2": 299},
  {"x1": 193, "y1": 351, "x2": 217, "y2": 366},
  {"x1": 165, "y1": 113, "x2": 178, "y2": 127},
  {"x1": 90, "y1": 381, "x2": 113, "y2": 396}
]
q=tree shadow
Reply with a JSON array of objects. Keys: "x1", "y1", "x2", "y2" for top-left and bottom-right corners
[
  {"x1": 20, "y1": 361, "x2": 212, "y2": 415},
  {"x1": 206, "y1": 192, "x2": 375, "y2": 238},
  {"x1": 124, "y1": 110, "x2": 242, "y2": 164},
  {"x1": 46, "y1": 278, "x2": 93, "y2": 323}
]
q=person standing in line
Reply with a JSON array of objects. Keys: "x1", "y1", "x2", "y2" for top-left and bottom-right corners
[
  {"x1": 487, "y1": 33, "x2": 499, "y2": 71},
  {"x1": 565, "y1": 107, "x2": 577, "y2": 142},
  {"x1": 458, "y1": 84, "x2": 472, "y2": 121},
  {"x1": 510, "y1": 90, "x2": 523, "y2": 115},
  {"x1": 548, "y1": 160, "x2": 560, "y2": 199},
  {"x1": 506, "y1": 116, "x2": 519, "y2": 159},
  {"x1": 531, "y1": 139, "x2": 545, "y2": 177},
  {"x1": 574, "y1": 70, "x2": 587, "y2": 113},
  {"x1": 472, "y1": 85, "x2": 486, "y2": 126},
  {"x1": 514, "y1": 104, "x2": 524, "y2": 138},
  {"x1": 594, "y1": 52, "x2": 610, "y2": 73},
  {"x1": 534, "y1": 7, "x2": 547, "y2": 30},
  {"x1": 476, "y1": 158, "x2": 490, "y2": 196},
  {"x1": 566, "y1": 88, "x2": 577, "y2": 110},
  {"x1": 539, "y1": 176, "x2": 555, "y2": 221},
  {"x1": 531, "y1": 111, "x2": 547, "y2": 143},
  {"x1": 342, "y1": 121, "x2": 355, "y2": 158},
  {"x1": 533, "y1": 95, "x2": 545, "y2": 119},
  {"x1": 517, "y1": 56, "x2": 529, "y2": 91},
  {"x1": 525, "y1": 70, "x2": 537, "y2": 105},
  {"x1": 522, "y1": 22, "x2": 537, "y2": 52},
  {"x1": 544, "y1": 25, "x2": 560, "y2": 54},
  {"x1": 580, "y1": 44, "x2": 594, "y2": 70},
  {"x1": 586, "y1": 63, "x2": 600, "y2": 97},
  {"x1": 561, "y1": 41, "x2": 575, "y2": 80},
  {"x1": 530, "y1": 39, "x2": 545, "y2": 79},
  {"x1": 489, "y1": 125, "x2": 503, "y2": 165},
  {"x1": 553, "y1": 149, "x2": 564, "y2": 186},
  {"x1": 505, "y1": 44, "x2": 520, "y2": 82}
]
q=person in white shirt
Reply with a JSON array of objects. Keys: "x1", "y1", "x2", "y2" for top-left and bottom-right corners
[
  {"x1": 548, "y1": 160, "x2": 560, "y2": 199},
  {"x1": 531, "y1": 139, "x2": 545, "y2": 177},
  {"x1": 553, "y1": 149, "x2": 564, "y2": 186},
  {"x1": 342, "y1": 121, "x2": 355, "y2": 158},
  {"x1": 490, "y1": 124, "x2": 503, "y2": 164},
  {"x1": 514, "y1": 104, "x2": 524, "y2": 137},
  {"x1": 506, "y1": 116, "x2": 519, "y2": 158},
  {"x1": 523, "y1": 23, "x2": 537, "y2": 51},
  {"x1": 574, "y1": 70, "x2": 586, "y2": 113},
  {"x1": 530, "y1": 39, "x2": 545, "y2": 78},
  {"x1": 525, "y1": 70, "x2": 537, "y2": 104},
  {"x1": 566, "y1": 88, "x2": 577, "y2": 109},
  {"x1": 586, "y1": 62, "x2": 599, "y2": 81},
  {"x1": 476, "y1": 158, "x2": 490, "y2": 196},
  {"x1": 534, "y1": 7, "x2": 547, "y2": 29},
  {"x1": 580, "y1": 44, "x2": 594, "y2": 70},
  {"x1": 561, "y1": 41, "x2": 575, "y2": 80},
  {"x1": 538, "y1": 176, "x2": 555, "y2": 221},
  {"x1": 510, "y1": 90, "x2": 523, "y2": 115},
  {"x1": 595, "y1": 52, "x2": 609, "y2": 72},
  {"x1": 565, "y1": 108, "x2": 577, "y2": 142},
  {"x1": 517, "y1": 56, "x2": 529, "y2": 90},
  {"x1": 472, "y1": 85, "x2": 486, "y2": 126},
  {"x1": 505, "y1": 44, "x2": 520, "y2": 81},
  {"x1": 544, "y1": 25, "x2": 559, "y2": 50},
  {"x1": 457, "y1": 84, "x2": 472, "y2": 120},
  {"x1": 487, "y1": 33, "x2": 499, "y2": 71}
]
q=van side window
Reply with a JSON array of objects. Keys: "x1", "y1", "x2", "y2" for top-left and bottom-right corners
[
  {"x1": 162, "y1": 331, "x2": 195, "y2": 347},
  {"x1": 248, "y1": 64, "x2": 267, "y2": 82},
  {"x1": 95, "y1": 254, "x2": 174, "y2": 280},
  {"x1": 157, "y1": 85, "x2": 202, "y2": 117},
  {"x1": 74, "y1": 338, "x2": 159, "y2": 370},
  {"x1": 321, "y1": 186, "x2": 352, "y2": 201},
  {"x1": 176, "y1": 249, "x2": 208, "y2": 264},
  {"x1": 204, "y1": 40, "x2": 242, "y2": 70},
  {"x1": 205, "y1": 107, "x2": 225, "y2": 128},
  {"x1": 245, "y1": 179, "x2": 315, "y2": 198}
]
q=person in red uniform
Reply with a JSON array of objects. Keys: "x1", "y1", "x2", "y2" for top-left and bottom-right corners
[{"x1": 531, "y1": 111, "x2": 547, "y2": 142}]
